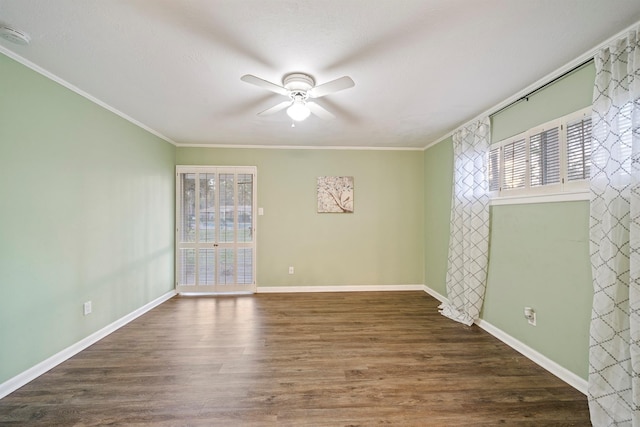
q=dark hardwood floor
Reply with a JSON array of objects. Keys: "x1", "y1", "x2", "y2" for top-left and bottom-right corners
[{"x1": 0, "y1": 292, "x2": 590, "y2": 426}]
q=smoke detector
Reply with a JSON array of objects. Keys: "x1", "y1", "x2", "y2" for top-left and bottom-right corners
[{"x1": 0, "y1": 25, "x2": 31, "y2": 45}]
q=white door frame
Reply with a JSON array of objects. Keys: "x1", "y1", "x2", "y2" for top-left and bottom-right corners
[{"x1": 175, "y1": 165, "x2": 257, "y2": 294}]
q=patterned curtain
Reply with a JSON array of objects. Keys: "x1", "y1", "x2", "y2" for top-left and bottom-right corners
[
  {"x1": 439, "y1": 117, "x2": 491, "y2": 326},
  {"x1": 588, "y1": 26, "x2": 640, "y2": 425}
]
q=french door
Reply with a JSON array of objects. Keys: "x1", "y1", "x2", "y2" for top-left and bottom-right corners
[{"x1": 175, "y1": 166, "x2": 256, "y2": 293}]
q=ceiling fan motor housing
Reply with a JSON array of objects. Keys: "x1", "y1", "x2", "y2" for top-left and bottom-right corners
[{"x1": 283, "y1": 73, "x2": 314, "y2": 94}]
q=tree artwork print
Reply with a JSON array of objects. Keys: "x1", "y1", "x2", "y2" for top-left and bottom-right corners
[{"x1": 317, "y1": 176, "x2": 354, "y2": 213}]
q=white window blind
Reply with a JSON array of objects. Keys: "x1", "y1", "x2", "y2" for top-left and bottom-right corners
[
  {"x1": 502, "y1": 138, "x2": 527, "y2": 190},
  {"x1": 566, "y1": 116, "x2": 592, "y2": 181},
  {"x1": 530, "y1": 127, "x2": 560, "y2": 187},
  {"x1": 488, "y1": 146, "x2": 501, "y2": 192}
]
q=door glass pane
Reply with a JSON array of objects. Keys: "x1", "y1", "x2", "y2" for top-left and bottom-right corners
[
  {"x1": 180, "y1": 174, "x2": 196, "y2": 243},
  {"x1": 238, "y1": 173, "x2": 253, "y2": 242},
  {"x1": 178, "y1": 249, "x2": 195, "y2": 285},
  {"x1": 198, "y1": 249, "x2": 215, "y2": 285},
  {"x1": 237, "y1": 248, "x2": 253, "y2": 284},
  {"x1": 199, "y1": 174, "x2": 216, "y2": 243},
  {"x1": 219, "y1": 174, "x2": 235, "y2": 243},
  {"x1": 218, "y1": 248, "x2": 234, "y2": 285}
]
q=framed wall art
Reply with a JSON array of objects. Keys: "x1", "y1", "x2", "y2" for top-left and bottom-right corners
[{"x1": 317, "y1": 176, "x2": 354, "y2": 213}]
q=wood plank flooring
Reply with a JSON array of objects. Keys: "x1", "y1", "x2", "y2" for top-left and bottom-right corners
[{"x1": 0, "y1": 292, "x2": 590, "y2": 426}]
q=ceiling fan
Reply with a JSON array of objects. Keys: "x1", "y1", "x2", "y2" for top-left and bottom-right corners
[{"x1": 240, "y1": 73, "x2": 355, "y2": 121}]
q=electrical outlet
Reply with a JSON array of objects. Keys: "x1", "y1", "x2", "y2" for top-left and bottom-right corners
[
  {"x1": 288, "y1": 266, "x2": 294, "y2": 274},
  {"x1": 524, "y1": 307, "x2": 536, "y2": 326},
  {"x1": 83, "y1": 301, "x2": 92, "y2": 316}
]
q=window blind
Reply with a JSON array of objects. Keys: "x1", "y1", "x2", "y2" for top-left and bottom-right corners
[
  {"x1": 502, "y1": 138, "x2": 526, "y2": 189},
  {"x1": 488, "y1": 146, "x2": 500, "y2": 191},
  {"x1": 530, "y1": 127, "x2": 560, "y2": 186},
  {"x1": 566, "y1": 117, "x2": 592, "y2": 181}
]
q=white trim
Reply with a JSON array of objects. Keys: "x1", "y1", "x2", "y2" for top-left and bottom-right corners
[
  {"x1": 0, "y1": 286, "x2": 589, "y2": 400},
  {"x1": 475, "y1": 319, "x2": 588, "y2": 395},
  {"x1": 423, "y1": 20, "x2": 640, "y2": 151},
  {"x1": 423, "y1": 133, "x2": 453, "y2": 151},
  {"x1": 175, "y1": 165, "x2": 258, "y2": 171},
  {"x1": 422, "y1": 285, "x2": 448, "y2": 303},
  {"x1": 0, "y1": 47, "x2": 178, "y2": 147},
  {"x1": 0, "y1": 290, "x2": 176, "y2": 400},
  {"x1": 422, "y1": 285, "x2": 588, "y2": 395},
  {"x1": 178, "y1": 291, "x2": 254, "y2": 296},
  {"x1": 2, "y1": 45, "x2": 418, "y2": 152},
  {"x1": 176, "y1": 143, "x2": 423, "y2": 151},
  {"x1": 257, "y1": 284, "x2": 424, "y2": 293},
  {"x1": 490, "y1": 190, "x2": 590, "y2": 206}
]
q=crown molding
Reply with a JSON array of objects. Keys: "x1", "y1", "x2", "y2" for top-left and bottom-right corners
[
  {"x1": 422, "y1": 19, "x2": 640, "y2": 151},
  {"x1": 0, "y1": 46, "x2": 178, "y2": 146}
]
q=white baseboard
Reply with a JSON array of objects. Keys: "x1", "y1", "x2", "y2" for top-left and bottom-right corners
[
  {"x1": 257, "y1": 284, "x2": 425, "y2": 293},
  {"x1": 423, "y1": 285, "x2": 587, "y2": 395},
  {"x1": 475, "y1": 318, "x2": 588, "y2": 395},
  {"x1": 2, "y1": 286, "x2": 587, "y2": 400},
  {"x1": 0, "y1": 290, "x2": 176, "y2": 400},
  {"x1": 422, "y1": 285, "x2": 448, "y2": 303}
]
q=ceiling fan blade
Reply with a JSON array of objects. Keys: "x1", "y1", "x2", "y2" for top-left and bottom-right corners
[
  {"x1": 219, "y1": 93, "x2": 275, "y2": 117},
  {"x1": 308, "y1": 76, "x2": 355, "y2": 98},
  {"x1": 241, "y1": 75, "x2": 288, "y2": 96},
  {"x1": 307, "y1": 102, "x2": 335, "y2": 120},
  {"x1": 319, "y1": 98, "x2": 361, "y2": 124},
  {"x1": 129, "y1": 1, "x2": 274, "y2": 68},
  {"x1": 258, "y1": 101, "x2": 292, "y2": 116}
]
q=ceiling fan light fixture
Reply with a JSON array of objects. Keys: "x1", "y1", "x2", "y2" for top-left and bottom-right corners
[{"x1": 287, "y1": 102, "x2": 310, "y2": 121}]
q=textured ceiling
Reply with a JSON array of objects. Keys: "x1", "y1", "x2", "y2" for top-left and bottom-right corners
[{"x1": 1, "y1": 1, "x2": 640, "y2": 148}]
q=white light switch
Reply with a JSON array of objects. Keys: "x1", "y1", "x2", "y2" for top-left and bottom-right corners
[{"x1": 258, "y1": 207, "x2": 264, "y2": 216}]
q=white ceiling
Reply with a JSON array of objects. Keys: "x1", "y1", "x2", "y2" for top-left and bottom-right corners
[{"x1": 1, "y1": 1, "x2": 640, "y2": 149}]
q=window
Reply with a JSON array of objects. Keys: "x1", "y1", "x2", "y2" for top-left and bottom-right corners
[
  {"x1": 502, "y1": 137, "x2": 527, "y2": 190},
  {"x1": 488, "y1": 146, "x2": 500, "y2": 192},
  {"x1": 489, "y1": 107, "x2": 591, "y2": 201},
  {"x1": 566, "y1": 115, "x2": 592, "y2": 182},
  {"x1": 529, "y1": 126, "x2": 560, "y2": 187}
]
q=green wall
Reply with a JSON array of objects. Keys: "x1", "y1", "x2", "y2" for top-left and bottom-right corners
[
  {"x1": 484, "y1": 202, "x2": 592, "y2": 377},
  {"x1": 424, "y1": 63, "x2": 595, "y2": 380},
  {"x1": 492, "y1": 63, "x2": 595, "y2": 142},
  {"x1": 0, "y1": 53, "x2": 176, "y2": 384},
  {"x1": 177, "y1": 148, "x2": 424, "y2": 287},
  {"x1": 424, "y1": 136, "x2": 453, "y2": 296}
]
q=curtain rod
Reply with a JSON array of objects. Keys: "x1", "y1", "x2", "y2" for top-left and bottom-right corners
[
  {"x1": 424, "y1": 20, "x2": 639, "y2": 150},
  {"x1": 490, "y1": 57, "x2": 594, "y2": 118}
]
